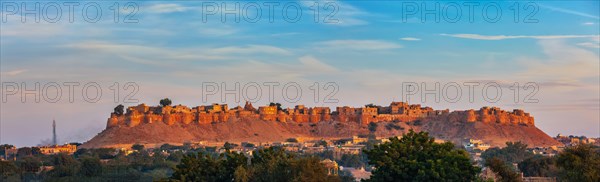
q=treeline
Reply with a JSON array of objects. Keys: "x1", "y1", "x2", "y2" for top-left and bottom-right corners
[
  {"x1": 2, "y1": 132, "x2": 599, "y2": 182},
  {"x1": 0, "y1": 144, "x2": 198, "y2": 181},
  {"x1": 170, "y1": 147, "x2": 354, "y2": 182},
  {"x1": 481, "y1": 141, "x2": 600, "y2": 182}
]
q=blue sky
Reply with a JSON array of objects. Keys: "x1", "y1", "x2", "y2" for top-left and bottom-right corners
[{"x1": 1, "y1": 0, "x2": 599, "y2": 146}]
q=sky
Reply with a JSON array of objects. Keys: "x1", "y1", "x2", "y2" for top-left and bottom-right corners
[{"x1": 1, "y1": 0, "x2": 599, "y2": 147}]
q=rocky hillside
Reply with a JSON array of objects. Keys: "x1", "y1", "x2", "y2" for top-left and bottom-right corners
[{"x1": 81, "y1": 117, "x2": 561, "y2": 149}]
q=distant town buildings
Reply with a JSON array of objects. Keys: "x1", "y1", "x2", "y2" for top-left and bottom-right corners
[
  {"x1": 38, "y1": 144, "x2": 77, "y2": 155},
  {"x1": 464, "y1": 139, "x2": 491, "y2": 152},
  {"x1": 554, "y1": 134, "x2": 598, "y2": 146}
]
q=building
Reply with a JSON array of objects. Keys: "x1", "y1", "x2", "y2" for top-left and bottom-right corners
[
  {"x1": 321, "y1": 159, "x2": 339, "y2": 176},
  {"x1": 39, "y1": 144, "x2": 77, "y2": 155}
]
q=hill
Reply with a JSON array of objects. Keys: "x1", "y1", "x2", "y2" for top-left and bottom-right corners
[{"x1": 81, "y1": 117, "x2": 561, "y2": 149}]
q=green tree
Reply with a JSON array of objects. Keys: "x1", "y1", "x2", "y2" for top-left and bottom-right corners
[
  {"x1": 0, "y1": 144, "x2": 15, "y2": 155},
  {"x1": 556, "y1": 144, "x2": 600, "y2": 182},
  {"x1": 79, "y1": 156, "x2": 102, "y2": 177},
  {"x1": 172, "y1": 147, "x2": 340, "y2": 182},
  {"x1": 481, "y1": 141, "x2": 533, "y2": 164},
  {"x1": 0, "y1": 161, "x2": 18, "y2": 180},
  {"x1": 364, "y1": 130, "x2": 479, "y2": 182},
  {"x1": 132, "y1": 144, "x2": 145, "y2": 151},
  {"x1": 269, "y1": 102, "x2": 283, "y2": 111},
  {"x1": 367, "y1": 122, "x2": 378, "y2": 132},
  {"x1": 18, "y1": 156, "x2": 41, "y2": 173},
  {"x1": 16, "y1": 147, "x2": 33, "y2": 158},
  {"x1": 47, "y1": 153, "x2": 79, "y2": 177},
  {"x1": 171, "y1": 151, "x2": 247, "y2": 182},
  {"x1": 485, "y1": 157, "x2": 522, "y2": 182},
  {"x1": 338, "y1": 154, "x2": 364, "y2": 168},
  {"x1": 114, "y1": 104, "x2": 125, "y2": 115},
  {"x1": 250, "y1": 147, "x2": 334, "y2": 182},
  {"x1": 518, "y1": 155, "x2": 559, "y2": 177},
  {"x1": 223, "y1": 142, "x2": 238, "y2": 150},
  {"x1": 160, "y1": 98, "x2": 172, "y2": 107}
]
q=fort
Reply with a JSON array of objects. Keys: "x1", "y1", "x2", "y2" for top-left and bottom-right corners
[{"x1": 106, "y1": 101, "x2": 534, "y2": 129}]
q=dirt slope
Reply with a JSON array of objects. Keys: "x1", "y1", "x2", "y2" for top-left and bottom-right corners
[{"x1": 81, "y1": 118, "x2": 561, "y2": 149}]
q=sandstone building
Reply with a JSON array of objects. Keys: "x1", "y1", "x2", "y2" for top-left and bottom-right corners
[{"x1": 106, "y1": 101, "x2": 535, "y2": 129}]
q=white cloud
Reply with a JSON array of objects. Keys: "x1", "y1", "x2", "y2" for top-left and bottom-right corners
[
  {"x1": 198, "y1": 27, "x2": 239, "y2": 36},
  {"x1": 1, "y1": 22, "x2": 67, "y2": 37},
  {"x1": 577, "y1": 42, "x2": 600, "y2": 48},
  {"x1": 440, "y1": 33, "x2": 599, "y2": 40},
  {"x1": 301, "y1": 0, "x2": 369, "y2": 26},
  {"x1": 583, "y1": 22, "x2": 595, "y2": 25},
  {"x1": 400, "y1": 37, "x2": 421, "y2": 41},
  {"x1": 271, "y1": 32, "x2": 301, "y2": 37},
  {"x1": 299, "y1": 55, "x2": 338, "y2": 72},
  {"x1": 540, "y1": 5, "x2": 599, "y2": 19},
  {"x1": 1, "y1": 69, "x2": 27, "y2": 76},
  {"x1": 518, "y1": 39, "x2": 599, "y2": 81},
  {"x1": 146, "y1": 4, "x2": 189, "y2": 13},
  {"x1": 316, "y1": 40, "x2": 402, "y2": 50},
  {"x1": 211, "y1": 45, "x2": 292, "y2": 55}
]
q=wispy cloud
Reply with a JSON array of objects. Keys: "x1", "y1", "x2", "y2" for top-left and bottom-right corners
[
  {"x1": 577, "y1": 42, "x2": 600, "y2": 49},
  {"x1": 400, "y1": 37, "x2": 421, "y2": 41},
  {"x1": 301, "y1": 0, "x2": 370, "y2": 26},
  {"x1": 64, "y1": 41, "x2": 295, "y2": 66},
  {"x1": 271, "y1": 32, "x2": 301, "y2": 37},
  {"x1": 440, "y1": 34, "x2": 599, "y2": 40},
  {"x1": 197, "y1": 26, "x2": 239, "y2": 36},
  {"x1": 211, "y1": 45, "x2": 293, "y2": 55},
  {"x1": 298, "y1": 55, "x2": 338, "y2": 72},
  {"x1": 1, "y1": 22, "x2": 67, "y2": 37},
  {"x1": 540, "y1": 5, "x2": 600, "y2": 19},
  {"x1": 518, "y1": 39, "x2": 599, "y2": 81},
  {"x1": 146, "y1": 3, "x2": 190, "y2": 13},
  {"x1": 1, "y1": 69, "x2": 27, "y2": 76},
  {"x1": 316, "y1": 40, "x2": 402, "y2": 50},
  {"x1": 583, "y1": 22, "x2": 595, "y2": 25}
]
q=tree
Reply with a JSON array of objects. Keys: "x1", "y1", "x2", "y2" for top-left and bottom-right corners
[
  {"x1": 160, "y1": 98, "x2": 172, "y2": 107},
  {"x1": 0, "y1": 144, "x2": 15, "y2": 157},
  {"x1": 337, "y1": 154, "x2": 364, "y2": 168},
  {"x1": 223, "y1": 142, "x2": 238, "y2": 150},
  {"x1": 18, "y1": 156, "x2": 41, "y2": 173},
  {"x1": 171, "y1": 151, "x2": 247, "y2": 182},
  {"x1": 132, "y1": 144, "x2": 145, "y2": 151},
  {"x1": 481, "y1": 141, "x2": 533, "y2": 164},
  {"x1": 518, "y1": 155, "x2": 559, "y2": 177},
  {"x1": 0, "y1": 161, "x2": 18, "y2": 180},
  {"x1": 114, "y1": 104, "x2": 125, "y2": 115},
  {"x1": 48, "y1": 153, "x2": 79, "y2": 177},
  {"x1": 16, "y1": 147, "x2": 33, "y2": 158},
  {"x1": 556, "y1": 144, "x2": 600, "y2": 182},
  {"x1": 485, "y1": 157, "x2": 522, "y2": 182},
  {"x1": 79, "y1": 156, "x2": 102, "y2": 177},
  {"x1": 269, "y1": 102, "x2": 283, "y2": 111},
  {"x1": 364, "y1": 130, "x2": 479, "y2": 182},
  {"x1": 172, "y1": 147, "x2": 340, "y2": 182},
  {"x1": 368, "y1": 122, "x2": 378, "y2": 132},
  {"x1": 285, "y1": 138, "x2": 298, "y2": 143}
]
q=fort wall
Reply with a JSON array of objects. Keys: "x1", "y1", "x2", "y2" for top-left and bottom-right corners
[{"x1": 106, "y1": 101, "x2": 535, "y2": 129}]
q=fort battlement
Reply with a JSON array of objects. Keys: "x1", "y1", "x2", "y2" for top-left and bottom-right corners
[{"x1": 106, "y1": 101, "x2": 534, "y2": 129}]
